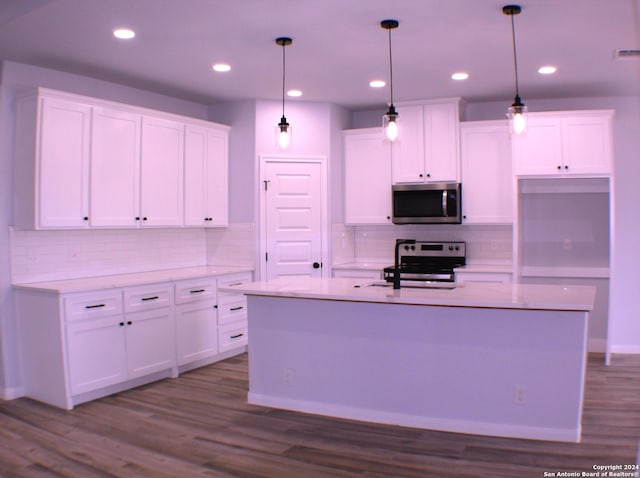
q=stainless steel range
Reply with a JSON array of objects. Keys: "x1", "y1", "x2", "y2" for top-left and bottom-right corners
[{"x1": 384, "y1": 240, "x2": 466, "y2": 288}]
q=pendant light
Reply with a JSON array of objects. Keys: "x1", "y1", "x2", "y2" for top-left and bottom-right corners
[
  {"x1": 275, "y1": 36, "x2": 293, "y2": 149},
  {"x1": 381, "y1": 19, "x2": 399, "y2": 141},
  {"x1": 503, "y1": 5, "x2": 527, "y2": 135}
]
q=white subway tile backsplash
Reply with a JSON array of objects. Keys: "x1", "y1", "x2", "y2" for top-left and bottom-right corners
[
  {"x1": 205, "y1": 223, "x2": 255, "y2": 267},
  {"x1": 10, "y1": 228, "x2": 207, "y2": 283}
]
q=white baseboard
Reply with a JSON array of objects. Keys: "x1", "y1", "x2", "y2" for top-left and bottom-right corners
[
  {"x1": 2, "y1": 386, "x2": 25, "y2": 400},
  {"x1": 609, "y1": 345, "x2": 640, "y2": 354},
  {"x1": 248, "y1": 392, "x2": 580, "y2": 443}
]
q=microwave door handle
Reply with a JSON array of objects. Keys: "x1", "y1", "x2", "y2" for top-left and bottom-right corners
[{"x1": 442, "y1": 190, "x2": 448, "y2": 217}]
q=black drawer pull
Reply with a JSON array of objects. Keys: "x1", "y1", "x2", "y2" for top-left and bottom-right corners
[
  {"x1": 230, "y1": 306, "x2": 244, "y2": 312},
  {"x1": 190, "y1": 289, "x2": 205, "y2": 294},
  {"x1": 119, "y1": 322, "x2": 125, "y2": 327},
  {"x1": 127, "y1": 321, "x2": 132, "y2": 325},
  {"x1": 230, "y1": 333, "x2": 244, "y2": 339},
  {"x1": 227, "y1": 282, "x2": 243, "y2": 287},
  {"x1": 85, "y1": 304, "x2": 106, "y2": 309},
  {"x1": 141, "y1": 296, "x2": 159, "y2": 301}
]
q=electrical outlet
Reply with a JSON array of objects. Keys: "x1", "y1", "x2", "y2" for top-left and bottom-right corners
[
  {"x1": 284, "y1": 368, "x2": 293, "y2": 385},
  {"x1": 514, "y1": 384, "x2": 527, "y2": 405},
  {"x1": 563, "y1": 239, "x2": 572, "y2": 251}
]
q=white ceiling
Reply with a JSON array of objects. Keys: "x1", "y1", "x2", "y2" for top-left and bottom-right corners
[{"x1": 0, "y1": 0, "x2": 638, "y2": 110}]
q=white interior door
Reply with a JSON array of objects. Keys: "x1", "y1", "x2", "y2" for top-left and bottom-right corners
[{"x1": 261, "y1": 157, "x2": 325, "y2": 281}]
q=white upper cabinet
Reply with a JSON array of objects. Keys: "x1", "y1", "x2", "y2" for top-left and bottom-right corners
[
  {"x1": 184, "y1": 123, "x2": 229, "y2": 227},
  {"x1": 513, "y1": 110, "x2": 614, "y2": 177},
  {"x1": 14, "y1": 94, "x2": 92, "y2": 229},
  {"x1": 90, "y1": 107, "x2": 142, "y2": 227},
  {"x1": 13, "y1": 88, "x2": 230, "y2": 230},
  {"x1": 343, "y1": 128, "x2": 392, "y2": 224},
  {"x1": 392, "y1": 99, "x2": 461, "y2": 184},
  {"x1": 460, "y1": 120, "x2": 513, "y2": 224},
  {"x1": 140, "y1": 116, "x2": 184, "y2": 227}
]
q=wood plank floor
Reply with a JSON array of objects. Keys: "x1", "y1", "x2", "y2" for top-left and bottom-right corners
[{"x1": 1, "y1": 353, "x2": 639, "y2": 478}]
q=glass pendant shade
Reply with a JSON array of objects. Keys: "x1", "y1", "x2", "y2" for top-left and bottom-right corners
[
  {"x1": 277, "y1": 115, "x2": 291, "y2": 150},
  {"x1": 383, "y1": 104, "x2": 399, "y2": 141},
  {"x1": 507, "y1": 96, "x2": 528, "y2": 135}
]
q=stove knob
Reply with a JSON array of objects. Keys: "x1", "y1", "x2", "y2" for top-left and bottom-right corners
[
  {"x1": 448, "y1": 245, "x2": 454, "y2": 251},
  {"x1": 411, "y1": 245, "x2": 416, "y2": 251},
  {"x1": 404, "y1": 245, "x2": 410, "y2": 251},
  {"x1": 455, "y1": 246, "x2": 460, "y2": 251}
]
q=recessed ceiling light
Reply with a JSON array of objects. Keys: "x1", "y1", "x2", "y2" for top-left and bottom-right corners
[
  {"x1": 538, "y1": 65, "x2": 557, "y2": 75},
  {"x1": 287, "y1": 89, "x2": 302, "y2": 97},
  {"x1": 212, "y1": 63, "x2": 231, "y2": 72},
  {"x1": 369, "y1": 80, "x2": 386, "y2": 88},
  {"x1": 113, "y1": 28, "x2": 135, "y2": 40},
  {"x1": 451, "y1": 72, "x2": 469, "y2": 81}
]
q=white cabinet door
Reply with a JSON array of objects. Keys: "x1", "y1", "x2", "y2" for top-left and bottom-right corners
[
  {"x1": 391, "y1": 105, "x2": 425, "y2": 183},
  {"x1": 124, "y1": 307, "x2": 175, "y2": 379},
  {"x1": 67, "y1": 317, "x2": 127, "y2": 396},
  {"x1": 184, "y1": 124, "x2": 229, "y2": 227},
  {"x1": 175, "y1": 300, "x2": 218, "y2": 365},
  {"x1": 140, "y1": 116, "x2": 184, "y2": 226},
  {"x1": 424, "y1": 101, "x2": 460, "y2": 182},
  {"x1": 344, "y1": 128, "x2": 392, "y2": 224},
  {"x1": 512, "y1": 116, "x2": 563, "y2": 176},
  {"x1": 391, "y1": 101, "x2": 460, "y2": 184},
  {"x1": 38, "y1": 97, "x2": 92, "y2": 228},
  {"x1": 90, "y1": 107, "x2": 141, "y2": 227},
  {"x1": 513, "y1": 111, "x2": 613, "y2": 177},
  {"x1": 460, "y1": 121, "x2": 513, "y2": 224},
  {"x1": 562, "y1": 114, "x2": 613, "y2": 175}
]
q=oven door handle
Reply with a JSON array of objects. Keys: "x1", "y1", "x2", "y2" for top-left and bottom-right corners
[{"x1": 442, "y1": 191, "x2": 448, "y2": 217}]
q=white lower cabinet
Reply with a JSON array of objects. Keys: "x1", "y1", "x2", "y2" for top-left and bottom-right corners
[
  {"x1": 16, "y1": 269, "x2": 252, "y2": 409},
  {"x1": 174, "y1": 277, "x2": 218, "y2": 367},
  {"x1": 216, "y1": 272, "x2": 252, "y2": 352}
]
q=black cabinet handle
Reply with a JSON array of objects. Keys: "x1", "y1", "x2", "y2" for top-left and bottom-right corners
[
  {"x1": 83, "y1": 216, "x2": 89, "y2": 221},
  {"x1": 426, "y1": 173, "x2": 431, "y2": 178},
  {"x1": 557, "y1": 165, "x2": 562, "y2": 170},
  {"x1": 141, "y1": 296, "x2": 159, "y2": 301},
  {"x1": 127, "y1": 321, "x2": 132, "y2": 325},
  {"x1": 135, "y1": 216, "x2": 140, "y2": 221},
  {"x1": 419, "y1": 173, "x2": 423, "y2": 178},
  {"x1": 85, "y1": 304, "x2": 105, "y2": 309},
  {"x1": 564, "y1": 165, "x2": 569, "y2": 170},
  {"x1": 230, "y1": 306, "x2": 244, "y2": 311},
  {"x1": 227, "y1": 282, "x2": 242, "y2": 287},
  {"x1": 230, "y1": 333, "x2": 244, "y2": 339},
  {"x1": 190, "y1": 289, "x2": 205, "y2": 294},
  {"x1": 119, "y1": 322, "x2": 125, "y2": 327},
  {"x1": 143, "y1": 217, "x2": 148, "y2": 221},
  {"x1": 313, "y1": 262, "x2": 321, "y2": 269}
]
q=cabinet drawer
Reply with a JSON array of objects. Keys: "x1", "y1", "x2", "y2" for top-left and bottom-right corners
[
  {"x1": 64, "y1": 291, "x2": 123, "y2": 321},
  {"x1": 124, "y1": 284, "x2": 173, "y2": 313},
  {"x1": 218, "y1": 296, "x2": 248, "y2": 325},
  {"x1": 175, "y1": 278, "x2": 217, "y2": 304},
  {"x1": 217, "y1": 272, "x2": 252, "y2": 289},
  {"x1": 218, "y1": 323, "x2": 248, "y2": 353}
]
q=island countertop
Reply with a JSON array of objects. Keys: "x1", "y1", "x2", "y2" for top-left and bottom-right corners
[{"x1": 221, "y1": 277, "x2": 596, "y2": 312}]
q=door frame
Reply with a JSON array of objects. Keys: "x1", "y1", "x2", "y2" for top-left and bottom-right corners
[{"x1": 258, "y1": 154, "x2": 329, "y2": 281}]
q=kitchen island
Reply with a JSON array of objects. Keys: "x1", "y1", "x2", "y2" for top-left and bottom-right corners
[{"x1": 221, "y1": 278, "x2": 596, "y2": 442}]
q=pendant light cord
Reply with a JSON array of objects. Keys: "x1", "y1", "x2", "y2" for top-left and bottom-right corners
[
  {"x1": 509, "y1": 13, "x2": 520, "y2": 99},
  {"x1": 387, "y1": 26, "x2": 394, "y2": 106},
  {"x1": 281, "y1": 43, "x2": 286, "y2": 117}
]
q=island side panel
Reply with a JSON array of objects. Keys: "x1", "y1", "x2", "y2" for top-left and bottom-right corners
[{"x1": 246, "y1": 295, "x2": 589, "y2": 442}]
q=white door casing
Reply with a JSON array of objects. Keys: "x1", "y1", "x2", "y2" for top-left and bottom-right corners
[{"x1": 259, "y1": 156, "x2": 327, "y2": 281}]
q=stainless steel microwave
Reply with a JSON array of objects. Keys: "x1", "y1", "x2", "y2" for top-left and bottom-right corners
[{"x1": 392, "y1": 183, "x2": 462, "y2": 224}]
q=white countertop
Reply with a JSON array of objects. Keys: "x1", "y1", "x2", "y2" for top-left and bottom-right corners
[
  {"x1": 332, "y1": 262, "x2": 513, "y2": 274},
  {"x1": 13, "y1": 265, "x2": 254, "y2": 294},
  {"x1": 220, "y1": 277, "x2": 595, "y2": 312}
]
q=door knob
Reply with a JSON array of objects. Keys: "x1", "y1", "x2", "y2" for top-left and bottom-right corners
[{"x1": 313, "y1": 262, "x2": 321, "y2": 269}]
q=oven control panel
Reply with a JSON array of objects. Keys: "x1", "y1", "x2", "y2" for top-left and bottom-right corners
[{"x1": 398, "y1": 241, "x2": 466, "y2": 258}]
